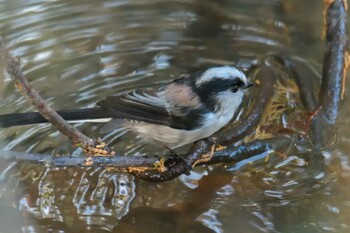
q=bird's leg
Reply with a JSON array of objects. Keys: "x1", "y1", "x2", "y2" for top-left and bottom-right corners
[{"x1": 163, "y1": 145, "x2": 192, "y2": 175}]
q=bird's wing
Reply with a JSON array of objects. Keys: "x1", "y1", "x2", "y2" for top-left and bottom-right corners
[{"x1": 97, "y1": 88, "x2": 200, "y2": 130}]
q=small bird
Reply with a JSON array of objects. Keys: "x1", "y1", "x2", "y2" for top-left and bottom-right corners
[{"x1": 0, "y1": 66, "x2": 253, "y2": 148}]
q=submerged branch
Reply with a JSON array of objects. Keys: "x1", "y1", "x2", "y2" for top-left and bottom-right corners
[
  {"x1": 320, "y1": 0, "x2": 348, "y2": 124},
  {"x1": 279, "y1": 0, "x2": 348, "y2": 148},
  {"x1": 309, "y1": 0, "x2": 348, "y2": 148}
]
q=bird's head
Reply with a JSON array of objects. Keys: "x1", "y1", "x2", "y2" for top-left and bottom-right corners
[{"x1": 194, "y1": 66, "x2": 253, "y2": 113}]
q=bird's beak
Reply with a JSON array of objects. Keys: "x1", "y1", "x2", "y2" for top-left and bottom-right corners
[{"x1": 244, "y1": 81, "x2": 254, "y2": 89}]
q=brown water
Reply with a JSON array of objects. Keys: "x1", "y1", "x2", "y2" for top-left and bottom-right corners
[{"x1": 0, "y1": 0, "x2": 349, "y2": 232}]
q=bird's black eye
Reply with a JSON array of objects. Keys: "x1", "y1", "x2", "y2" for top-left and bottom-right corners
[
  {"x1": 231, "y1": 78, "x2": 244, "y2": 93},
  {"x1": 231, "y1": 85, "x2": 239, "y2": 93}
]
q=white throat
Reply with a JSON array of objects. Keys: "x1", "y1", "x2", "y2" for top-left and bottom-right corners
[{"x1": 215, "y1": 90, "x2": 244, "y2": 119}]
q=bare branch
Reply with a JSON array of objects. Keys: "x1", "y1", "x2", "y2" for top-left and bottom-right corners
[
  {"x1": 0, "y1": 38, "x2": 114, "y2": 155},
  {"x1": 0, "y1": 136, "x2": 291, "y2": 181},
  {"x1": 320, "y1": 0, "x2": 348, "y2": 123}
]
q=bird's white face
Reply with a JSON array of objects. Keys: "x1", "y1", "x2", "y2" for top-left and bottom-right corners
[{"x1": 195, "y1": 66, "x2": 251, "y2": 114}]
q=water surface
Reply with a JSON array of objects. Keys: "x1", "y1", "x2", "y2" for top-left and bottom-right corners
[{"x1": 0, "y1": 0, "x2": 349, "y2": 232}]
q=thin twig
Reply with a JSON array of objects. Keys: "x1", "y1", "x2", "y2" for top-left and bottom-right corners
[
  {"x1": 0, "y1": 149, "x2": 158, "y2": 168},
  {"x1": 0, "y1": 39, "x2": 95, "y2": 149}
]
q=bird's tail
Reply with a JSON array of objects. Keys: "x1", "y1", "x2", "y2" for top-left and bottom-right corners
[{"x1": 0, "y1": 108, "x2": 113, "y2": 128}]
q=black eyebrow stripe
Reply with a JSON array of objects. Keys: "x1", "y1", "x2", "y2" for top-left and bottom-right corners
[
  {"x1": 232, "y1": 78, "x2": 244, "y2": 86},
  {"x1": 196, "y1": 77, "x2": 243, "y2": 93},
  {"x1": 191, "y1": 77, "x2": 239, "y2": 111}
]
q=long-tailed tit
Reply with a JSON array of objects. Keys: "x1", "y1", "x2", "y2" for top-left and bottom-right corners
[{"x1": 0, "y1": 66, "x2": 253, "y2": 148}]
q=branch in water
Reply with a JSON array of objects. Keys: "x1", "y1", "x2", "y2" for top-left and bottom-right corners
[
  {"x1": 309, "y1": 0, "x2": 348, "y2": 148},
  {"x1": 0, "y1": 137, "x2": 291, "y2": 181},
  {"x1": 278, "y1": 0, "x2": 348, "y2": 148},
  {"x1": 320, "y1": 0, "x2": 348, "y2": 124}
]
